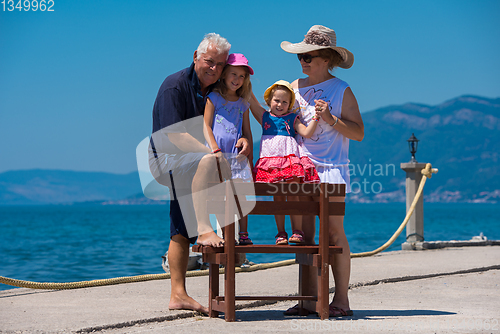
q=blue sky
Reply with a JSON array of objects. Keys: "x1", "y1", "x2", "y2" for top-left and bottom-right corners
[{"x1": 1, "y1": 0, "x2": 499, "y2": 174}]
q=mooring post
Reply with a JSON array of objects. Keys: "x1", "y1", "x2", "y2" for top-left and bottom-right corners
[{"x1": 400, "y1": 162, "x2": 427, "y2": 250}]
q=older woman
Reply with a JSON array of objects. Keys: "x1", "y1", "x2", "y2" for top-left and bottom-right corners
[{"x1": 281, "y1": 25, "x2": 364, "y2": 317}]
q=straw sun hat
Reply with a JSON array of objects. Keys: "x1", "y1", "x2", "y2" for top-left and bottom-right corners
[{"x1": 280, "y1": 25, "x2": 354, "y2": 69}]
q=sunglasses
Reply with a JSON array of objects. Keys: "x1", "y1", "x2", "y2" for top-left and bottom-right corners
[{"x1": 297, "y1": 54, "x2": 320, "y2": 63}]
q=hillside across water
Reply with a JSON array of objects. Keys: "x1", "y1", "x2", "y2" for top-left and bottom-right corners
[{"x1": 348, "y1": 95, "x2": 500, "y2": 203}]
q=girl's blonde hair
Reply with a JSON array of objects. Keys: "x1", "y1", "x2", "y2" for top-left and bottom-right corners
[{"x1": 213, "y1": 65, "x2": 252, "y2": 101}]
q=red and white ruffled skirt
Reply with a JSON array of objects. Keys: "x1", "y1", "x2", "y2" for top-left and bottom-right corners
[{"x1": 253, "y1": 135, "x2": 320, "y2": 183}]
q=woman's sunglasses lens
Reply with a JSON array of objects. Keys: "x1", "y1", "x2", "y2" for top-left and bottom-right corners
[{"x1": 297, "y1": 54, "x2": 312, "y2": 63}]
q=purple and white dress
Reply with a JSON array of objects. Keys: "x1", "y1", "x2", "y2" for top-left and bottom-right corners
[{"x1": 208, "y1": 92, "x2": 252, "y2": 181}]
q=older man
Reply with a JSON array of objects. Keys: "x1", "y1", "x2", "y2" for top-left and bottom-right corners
[{"x1": 149, "y1": 33, "x2": 250, "y2": 313}]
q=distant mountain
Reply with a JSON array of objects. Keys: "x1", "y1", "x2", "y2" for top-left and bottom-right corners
[
  {"x1": 348, "y1": 95, "x2": 500, "y2": 203},
  {"x1": 0, "y1": 170, "x2": 142, "y2": 205},
  {"x1": 1, "y1": 95, "x2": 498, "y2": 205}
]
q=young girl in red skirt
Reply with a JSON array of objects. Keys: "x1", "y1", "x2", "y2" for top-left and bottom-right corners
[{"x1": 250, "y1": 80, "x2": 320, "y2": 244}]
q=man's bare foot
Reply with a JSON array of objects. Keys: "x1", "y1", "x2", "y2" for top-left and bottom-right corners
[
  {"x1": 197, "y1": 231, "x2": 224, "y2": 247},
  {"x1": 169, "y1": 295, "x2": 209, "y2": 315}
]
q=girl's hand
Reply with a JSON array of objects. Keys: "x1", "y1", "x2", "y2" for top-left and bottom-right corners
[
  {"x1": 312, "y1": 110, "x2": 322, "y2": 121},
  {"x1": 235, "y1": 137, "x2": 251, "y2": 158}
]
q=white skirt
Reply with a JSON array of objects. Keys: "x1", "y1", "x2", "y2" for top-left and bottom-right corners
[{"x1": 315, "y1": 164, "x2": 351, "y2": 194}]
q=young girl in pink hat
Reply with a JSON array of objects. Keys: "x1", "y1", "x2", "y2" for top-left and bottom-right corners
[{"x1": 203, "y1": 53, "x2": 254, "y2": 245}]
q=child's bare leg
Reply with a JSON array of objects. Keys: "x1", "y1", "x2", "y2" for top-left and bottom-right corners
[
  {"x1": 286, "y1": 178, "x2": 301, "y2": 231},
  {"x1": 273, "y1": 196, "x2": 287, "y2": 244},
  {"x1": 288, "y1": 196, "x2": 301, "y2": 231},
  {"x1": 239, "y1": 215, "x2": 248, "y2": 232},
  {"x1": 274, "y1": 196, "x2": 286, "y2": 233},
  {"x1": 299, "y1": 196, "x2": 315, "y2": 244},
  {"x1": 238, "y1": 216, "x2": 253, "y2": 244},
  {"x1": 286, "y1": 178, "x2": 304, "y2": 244}
]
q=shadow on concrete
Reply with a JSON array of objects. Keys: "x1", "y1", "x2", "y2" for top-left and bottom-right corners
[
  {"x1": 347, "y1": 309, "x2": 456, "y2": 319},
  {"x1": 219, "y1": 309, "x2": 456, "y2": 322}
]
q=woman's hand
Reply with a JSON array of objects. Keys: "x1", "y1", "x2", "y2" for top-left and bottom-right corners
[
  {"x1": 314, "y1": 99, "x2": 334, "y2": 123},
  {"x1": 313, "y1": 91, "x2": 364, "y2": 142}
]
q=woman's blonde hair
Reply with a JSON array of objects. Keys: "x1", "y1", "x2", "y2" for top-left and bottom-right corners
[
  {"x1": 213, "y1": 65, "x2": 252, "y2": 101},
  {"x1": 318, "y1": 49, "x2": 344, "y2": 71}
]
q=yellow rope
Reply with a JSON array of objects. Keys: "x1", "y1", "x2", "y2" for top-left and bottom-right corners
[
  {"x1": 0, "y1": 164, "x2": 436, "y2": 289},
  {"x1": 0, "y1": 273, "x2": 171, "y2": 290},
  {"x1": 351, "y1": 163, "x2": 437, "y2": 258},
  {"x1": 0, "y1": 260, "x2": 295, "y2": 290}
]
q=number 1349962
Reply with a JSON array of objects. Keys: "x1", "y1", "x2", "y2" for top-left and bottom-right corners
[{"x1": 2, "y1": 0, "x2": 54, "y2": 11}]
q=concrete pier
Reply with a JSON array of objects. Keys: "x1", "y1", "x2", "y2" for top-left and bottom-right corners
[{"x1": 1, "y1": 246, "x2": 499, "y2": 333}]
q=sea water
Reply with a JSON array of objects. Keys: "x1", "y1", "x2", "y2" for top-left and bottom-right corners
[{"x1": 1, "y1": 203, "x2": 499, "y2": 291}]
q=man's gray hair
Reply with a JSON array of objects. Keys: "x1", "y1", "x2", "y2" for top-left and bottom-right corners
[{"x1": 196, "y1": 33, "x2": 231, "y2": 60}]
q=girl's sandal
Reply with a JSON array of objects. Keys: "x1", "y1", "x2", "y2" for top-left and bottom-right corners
[
  {"x1": 238, "y1": 232, "x2": 253, "y2": 245},
  {"x1": 275, "y1": 231, "x2": 288, "y2": 245},
  {"x1": 288, "y1": 230, "x2": 305, "y2": 244}
]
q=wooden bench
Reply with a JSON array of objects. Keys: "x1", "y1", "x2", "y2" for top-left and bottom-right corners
[{"x1": 192, "y1": 182, "x2": 345, "y2": 321}]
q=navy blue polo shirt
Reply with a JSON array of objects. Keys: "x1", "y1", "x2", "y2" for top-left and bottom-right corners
[{"x1": 151, "y1": 62, "x2": 209, "y2": 155}]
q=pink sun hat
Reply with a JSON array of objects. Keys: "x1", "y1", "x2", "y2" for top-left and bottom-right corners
[{"x1": 226, "y1": 53, "x2": 254, "y2": 75}]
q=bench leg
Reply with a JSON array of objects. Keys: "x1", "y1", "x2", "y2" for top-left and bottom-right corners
[
  {"x1": 224, "y1": 258, "x2": 235, "y2": 321},
  {"x1": 298, "y1": 263, "x2": 315, "y2": 315},
  {"x1": 318, "y1": 262, "x2": 329, "y2": 320},
  {"x1": 223, "y1": 188, "x2": 236, "y2": 322},
  {"x1": 208, "y1": 263, "x2": 219, "y2": 318},
  {"x1": 224, "y1": 223, "x2": 236, "y2": 321}
]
